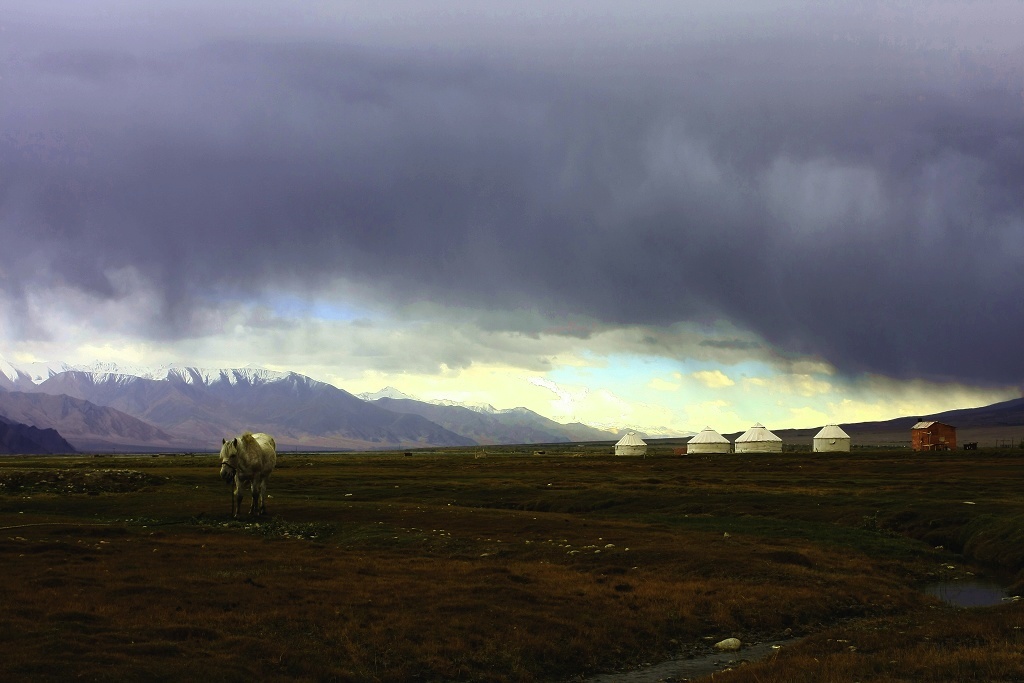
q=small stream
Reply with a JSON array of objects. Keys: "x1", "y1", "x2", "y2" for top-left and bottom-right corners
[
  {"x1": 585, "y1": 579, "x2": 1018, "y2": 681},
  {"x1": 583, "y1": 639, "x2": 794, "y2": 683},
  {"x1": 923, "y1": 579, "x2": 1013, "y2": 608}
]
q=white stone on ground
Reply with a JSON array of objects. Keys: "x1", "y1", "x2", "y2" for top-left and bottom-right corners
[{"x1": 714, "y1": 638, "x2": 741, "y2": 651}]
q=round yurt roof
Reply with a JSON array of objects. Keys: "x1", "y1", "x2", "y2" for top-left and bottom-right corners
[
  {"x1": 814, "y1": 424, "x2": 850, "y2": 439},
  {"x1": 735, "y1": 422, "x2": 781, "y2": 443},
  {"x1": 615, "y1": 431, "x2": 647, "y2": 447},
  {"x1": 689, "y1": 426, "x2": 729, "y2": 444}
]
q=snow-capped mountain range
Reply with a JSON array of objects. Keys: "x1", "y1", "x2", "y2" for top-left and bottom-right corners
[
  {"x1": 0, "y1": 354, "x2": 626, "y2": 453},
  {"x1": 358, "y1": 386, "x2": 523, "y2": 416},
  {"x1": 0, "y1": 357, "x2": 291, "y2": 388}
]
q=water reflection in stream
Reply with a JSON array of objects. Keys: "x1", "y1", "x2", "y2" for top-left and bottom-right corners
[{"x1": 923, "y1": 580, "x2": 1009, "y2": 607}]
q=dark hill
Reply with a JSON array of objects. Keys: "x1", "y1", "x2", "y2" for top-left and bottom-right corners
[{"x1": 0, "y1": 415, "x2": 76, "y2": 454}]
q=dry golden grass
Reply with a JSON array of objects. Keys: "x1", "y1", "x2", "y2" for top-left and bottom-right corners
[
  {"x1": 0, "y1": 449, "x2": 1023, "y2": 681},
  {"x1": 712, "y1": 606, "x2": 1024, "y2": 682}
]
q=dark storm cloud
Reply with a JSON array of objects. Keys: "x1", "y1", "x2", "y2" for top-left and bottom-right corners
[
  {"x1": 2, "y1": 2, "x2": 1024, "y2": 385},
  {"x1": 700, "y1": 340, "x2": 763, "y2": 352}
]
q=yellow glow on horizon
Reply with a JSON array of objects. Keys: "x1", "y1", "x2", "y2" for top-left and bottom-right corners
[
  {"x1": 648, "y1": 377, "x2": 681, "y2": 392},
  {"x1": 788, "y1": 405, "x2": 831, "y2": 426}
]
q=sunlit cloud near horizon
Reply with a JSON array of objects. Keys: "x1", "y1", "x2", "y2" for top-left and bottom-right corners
[{"x1": 2, "y1": 2, "x2": 1023, "y2": 436}]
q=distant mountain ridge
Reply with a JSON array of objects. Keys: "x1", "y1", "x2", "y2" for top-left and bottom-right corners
[
  {"x1": 0, "y1": 355, "x2": 617, "y2": 452},
  {"x1": 358, "y1": 388, "x2": 635, "y2": 441},
  {"x1": 370, "y1": 397, "x2": 619, "y2": 445},
  {"x1": 0, "y1": 391, "x2": 175, "y2": 452},
  {"x1": 13, "y1": 368, "x2": 475, "y2": 452},
  {"x1": 838, "y1": 396, "x2": 1024, "y2": 432},
  {"x1": 358, "y1": 387, "x2": 512, "y2": 416}
]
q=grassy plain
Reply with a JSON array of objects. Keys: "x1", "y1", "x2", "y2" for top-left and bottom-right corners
[{"x1": 1, "y1": 447, "x2": 1024, "y2": 681}]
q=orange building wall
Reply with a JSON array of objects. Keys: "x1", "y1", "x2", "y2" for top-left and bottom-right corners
[{"x1": 911, "y1": 423, "x2": 957, "y2": 451}]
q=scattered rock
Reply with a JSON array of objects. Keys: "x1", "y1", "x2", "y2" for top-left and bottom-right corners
[
  {"x1": 714, "y1": 638, "x2": 741, "y2": 651},
  {"x1": 0, "y1": 468, "x2": 162, "y2": 495}
]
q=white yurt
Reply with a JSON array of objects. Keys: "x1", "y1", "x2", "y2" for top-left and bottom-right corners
[
  {"x1": 813, "y1": 424, "x2": 851, "y2": 452},
  {"x1": 687, "y1": 426, "x2": 731, "y2": 454},
  {"x1": 614, "y1": 431, "x2": 648, "y2": 456},
  {"x1": 734, "y1": 422, "x2": 783, "y2": 453}
]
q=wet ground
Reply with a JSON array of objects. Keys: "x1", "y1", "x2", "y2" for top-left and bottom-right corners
[
  {"x1": 584, "y1": 638, "x2": 794, "y2": 682},
  {"x1": 923, "y1": 579, "x2": 1012, "y2": 608}
]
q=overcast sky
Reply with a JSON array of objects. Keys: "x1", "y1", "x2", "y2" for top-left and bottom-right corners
[{"x1": 2, "y1": 2, "x2": 1023, "y2": 434}]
